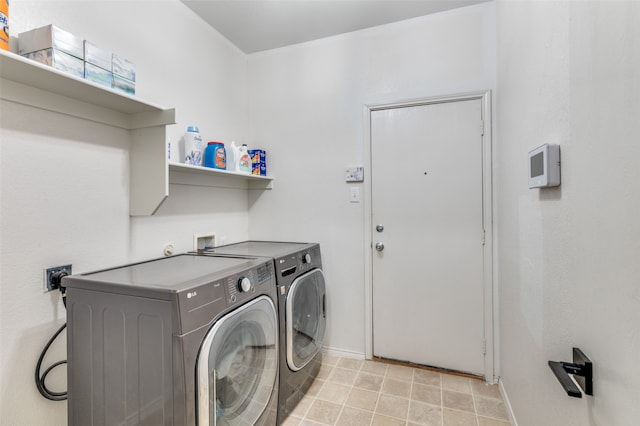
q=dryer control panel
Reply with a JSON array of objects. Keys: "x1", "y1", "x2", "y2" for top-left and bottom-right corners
[{"x1": 275, "y1": 244, "x2": 322, "y2": 284}]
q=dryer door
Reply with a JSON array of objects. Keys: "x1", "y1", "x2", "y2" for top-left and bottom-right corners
[
  {"x1": 286, "y1": 269, "x2": 327, "y2": 371},
  {"x1": 197, "y1": 296, "x2": 278, "y2": 426}
]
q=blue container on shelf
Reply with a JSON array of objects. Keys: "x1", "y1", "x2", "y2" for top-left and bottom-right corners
[{"x1": 204, "y1": 142, "x2": 226, "y2": 169}]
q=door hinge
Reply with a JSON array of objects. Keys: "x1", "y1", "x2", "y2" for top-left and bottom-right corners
[
  {"x1": 480, "y1": 120, "x2": 485, "y2": 136},
  {"x1": 482, "y1": 229, "x2": 486, "y2": 246},
  {"x1": 482, "y1": 339, "x2": 487, "y2": 355}
]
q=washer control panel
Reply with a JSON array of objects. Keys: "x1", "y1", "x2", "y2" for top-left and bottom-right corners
[
  {"x1": 237, "y1": 276, "x2": 252, "y2": 293},
  {"x1": 226, "y1": 262, "x2": 274, "y2": 304}
]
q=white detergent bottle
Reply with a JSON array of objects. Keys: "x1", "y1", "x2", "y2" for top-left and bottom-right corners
[
  {"x1": 238, "y1": 144, "x2": 252, "y2": 174},
  {"x1": 184, "y1": 126, "x2": 203, "y2": 166},
  {"x1": 227, "y1": 141, "x2": 240, "y2": 172}
]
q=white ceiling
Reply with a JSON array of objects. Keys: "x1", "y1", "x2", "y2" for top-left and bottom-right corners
[{"x1": 181, "y1": 0, "x2": 489, "y2": 53}]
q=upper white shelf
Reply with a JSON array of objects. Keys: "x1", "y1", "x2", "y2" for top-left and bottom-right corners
[
  {"x1": 169, "y1": 163, "x2": 274, "y2": 190},
  {"x1": 0, "y1": 50, "x2": 175, "y2": 129},
  {"x1": 0, "y1": 49, "x2": 273, "y2": 216}
]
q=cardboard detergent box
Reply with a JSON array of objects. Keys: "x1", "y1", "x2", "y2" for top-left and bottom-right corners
[
  {"x1": 248, "y1": 149, "x2": 267, "y2": 176},
  {"x1": 112, "y1": 74, "x2": 135, "y2": 95},
  {"x1": 18, "y1": 24, "x2": 83, "y2": 59},
  {"x1": 84, "y1": 62, "x2": 112, "y2": 88},
  {"x1": 22, "y1": 48, "x2": 84, "y2": 78},
  {"x1": 112, "y1": 53, "x2": 136, "y2": 82},
  {"x1": 84, "y1": 40, "x2": 112, "y2": 71}
]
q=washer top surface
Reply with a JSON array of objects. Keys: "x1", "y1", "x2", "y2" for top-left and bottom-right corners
[
  {"x1": 207, "y1": 240, "x2": 315, "y2": 257},
  {"x1": 64, "y1": 254, "x2": 264, "y2": 294}
]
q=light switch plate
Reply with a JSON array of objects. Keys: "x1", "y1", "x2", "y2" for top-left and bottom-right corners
[{"x1": 350, "y1": 187, "x2": 361, "y2": 203}]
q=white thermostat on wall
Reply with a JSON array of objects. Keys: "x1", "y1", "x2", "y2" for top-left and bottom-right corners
[{"x1": 528, "y1": 143, "x2": 560, "y2": 188}]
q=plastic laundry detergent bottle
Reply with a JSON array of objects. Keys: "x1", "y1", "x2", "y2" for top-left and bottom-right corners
[
  {"x1": 184, "y1": 126, "x2": 203, "y2": 166},
  {"x1": 238, "y1": 144, "x2": 252, "y2": 174},
  {"x1": 227, "y1": 141, "x2": 240, "y2": 172}
]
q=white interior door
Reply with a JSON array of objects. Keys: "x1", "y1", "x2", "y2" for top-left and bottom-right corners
[{"x1": 371, "y1": 98, "x2": 486, "y2": 376}]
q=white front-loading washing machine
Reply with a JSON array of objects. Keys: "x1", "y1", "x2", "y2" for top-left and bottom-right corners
[{"x1": 64, "y1": 254, "x2": 279, "y2": 426}]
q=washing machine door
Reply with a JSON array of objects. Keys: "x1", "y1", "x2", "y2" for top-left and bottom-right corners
[
  {"x1": 286, "y1": 269, "x2": 327, "y2": 371},
  {"x1": 197, "y1": 296, "x2": 278, "y2": 426}
]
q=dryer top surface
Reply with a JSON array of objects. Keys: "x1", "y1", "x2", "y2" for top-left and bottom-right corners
[{"x1": 208, "y1": 240, "x2": 317, "y2": 257}]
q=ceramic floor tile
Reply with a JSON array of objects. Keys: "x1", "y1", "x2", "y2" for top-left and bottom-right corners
[
  {"x1": 299, "y1": 419, "x2": 329, "y2": 426},
  {"x1": 478, "y1": 416, "x2": 511, "y2": 426},
  {"x1": 337, "y1": 357, "x2": 364, "y2": 371},
  {"x1": 387, "y1": 364, "x2": 415, "y2": 381},
  {"x1": 382, "y1": 377, "x2": 412, "y2": 399},
  {"x1": 305, "y1": 399, "x2": 342, "y2": 425},
  {"x1": 306, "y1": 378, "x2": 326, "y2": 397},
  {"x1": 372, "y1": 414, "x2": 407, "y2": 426},
  {"x1": 474, "y1": 396, "x2": 508, "y2": 421},
  {"x1": 354, "y1": 371, "x2": 385, "y2": 392},
  {"x1": 413, "y1": 369, "x2": 441, "y2": 387},
  {"x1": 411, "y1": 383, "x2": 442, "y2": 406},
  {"x1": 442, "y1": 408, "x2": 478, "y2": 426},
  {"x1": 335, "y1": 406, "x2": 374, "y2": 426},
  {"x1": 470, "y1": 381, "x2": 502, "y2": 400},
  {"x1": 441, "y1": 375, "x2": 471, "y2": 394},
  {"x1": 291, "y1": 394, "x2": 315, "y2": 418},
  {"x1": 317, "y1": 382, "x2": 351, "y2": 405},
  {"x1": 328, "y1": 367, "x2": 359, "y2": 387},
  {"x1": 407, "y1": 400, "x2": 443, "y2": 426},
  {"x1": 375, "y1": 393, "x2": 410, "y2": 420},
  {"x1": 322, "y1": 354, "x2": 341, "y2": 366},
  {"x1": 345, "y1": 387, "x2": 380, "y2": 412},
  {"x1": 281, "y1": 415, "x2": 303, "y2": 426},
  {"x1": 361, "y1": 360, "x2": 389, "y2": 376},
  {"x1": 442, "y1": 390, "x2": 475, "y2": 414},
  {"x1": 316, "y1": 363, "x2": 335, "y2": 380}
]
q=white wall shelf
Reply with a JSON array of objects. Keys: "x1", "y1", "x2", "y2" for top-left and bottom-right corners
[
  {"x1": 169, "y1": 163, "x2": 274, "y2": 190},
  {"x1": 0, "y1": 50, "x2": 174, "y2": 129},
  {"x1": 1, "y1": 50, "x2": 273, "y2": 216}
]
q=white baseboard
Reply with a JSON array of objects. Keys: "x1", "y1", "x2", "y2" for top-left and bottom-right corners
[
  {"x1": 498, "y1": 378, "x2": 518, "y2": 426},
  {"x1": 322, "y1": 346, "x2": 366, "y2": 360}
]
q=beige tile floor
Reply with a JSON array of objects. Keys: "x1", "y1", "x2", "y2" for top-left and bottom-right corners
[{"x1": 282, "y1": 355, "x2": 511, "y2": 426}]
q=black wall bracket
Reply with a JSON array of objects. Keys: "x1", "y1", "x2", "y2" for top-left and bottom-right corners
[{"x1": 548, "y1": 347, "x2": 593, "y2": 398}]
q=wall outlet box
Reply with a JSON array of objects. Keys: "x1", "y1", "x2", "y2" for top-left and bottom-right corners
[
  {"x1": 194, "y1": 232, "x2": 216, "y2": 251},
  {"x1": 43, "y1": 264, "x2": 72, "y2": 292}
]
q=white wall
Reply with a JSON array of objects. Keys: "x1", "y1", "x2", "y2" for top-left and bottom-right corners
[
  {"x1": 246, "y1": 3, "x2": 496, "y2": 355},
  {"x1": 496, "y1": 1, "x2": 640, "y2": 425},
  {"x1": 0, "y1": 1, "x2": 249, "y2": 424}
]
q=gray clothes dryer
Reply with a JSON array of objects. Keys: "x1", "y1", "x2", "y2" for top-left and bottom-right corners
[
  {"x1": 197, "y1": 241, "x2": 326, "y2": 424},
  {"x1": 63, "y1": 254, "x2": 279, "y2": 426}
]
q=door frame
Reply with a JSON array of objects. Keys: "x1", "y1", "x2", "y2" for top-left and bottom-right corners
[{"x1": 363, "y1": 90, "x2": 495, "y2": 382}]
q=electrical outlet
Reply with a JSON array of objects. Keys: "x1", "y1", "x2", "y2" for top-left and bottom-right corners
[{"x1": 44, "y1": 264, "x2": 72, "y2": 292}]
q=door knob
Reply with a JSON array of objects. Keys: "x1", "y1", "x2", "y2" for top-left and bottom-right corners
[
  {"x1": 376, "y1": 224, "x2": 384, "y2": 232},
  {"x1": 375, "y1": 242, "x2": 385, "y2": 252}
]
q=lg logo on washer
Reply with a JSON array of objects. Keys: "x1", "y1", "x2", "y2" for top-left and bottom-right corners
[{"x1": 187, "y1": 291, "x2": 197, "y2": 299}]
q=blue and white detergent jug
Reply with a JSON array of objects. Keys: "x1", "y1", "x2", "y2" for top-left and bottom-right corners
[{"x1": 184, "y1": 126, "x2": 203, "y2": 166}]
